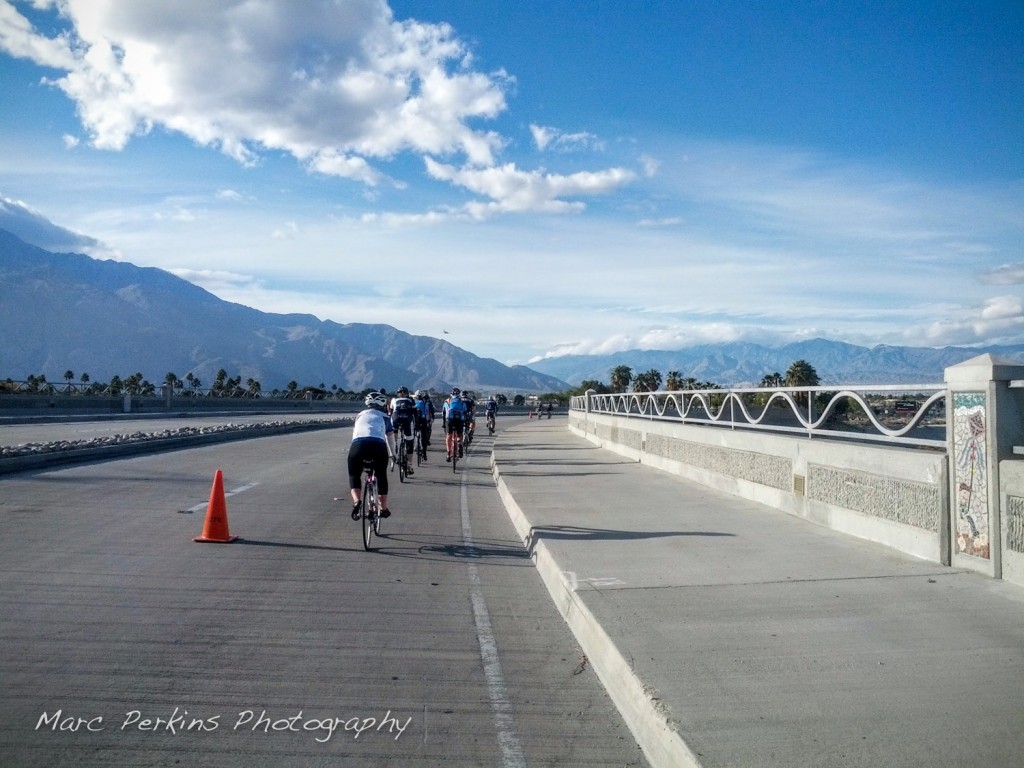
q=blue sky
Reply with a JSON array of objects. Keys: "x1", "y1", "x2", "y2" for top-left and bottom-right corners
[{"x1": 1, "y1": 0, "x2": 1022, "y2": 366}]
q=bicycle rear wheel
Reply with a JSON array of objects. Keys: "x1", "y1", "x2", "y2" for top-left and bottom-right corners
[
  {"x1": 415, "y1": 433, "x2": 422, "y2": 466},
  {"x1": 399, "y1": 451, "x2": 407, "y2": 482},
  {"x1": 361, "y1": 477, "x2": 376, "y2": 550}
]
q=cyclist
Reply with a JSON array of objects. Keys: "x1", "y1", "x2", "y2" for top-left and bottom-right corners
[
  {"x1": 485, "y1": 395, "x2": 498, "y2": 431},
  {"x1": 388, "y1": 386, "x2": 417, "y2": 475},
  {"x1": 348, "y1": 391, "x2": 394, "y2": 520},
  {"x1": 442, "y1": 387, "x2": 467, "y2": 462},
  {"x1": 463, "y1": 391, "x2": 476, "y2": 445},
  {"x1": 414, "y1": 389, "x2": 434, "y2": 458}
]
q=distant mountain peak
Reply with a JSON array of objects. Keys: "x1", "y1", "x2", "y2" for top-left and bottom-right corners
[{"x1": 0, "y1": 228, "x2": 570, "y2": 393}]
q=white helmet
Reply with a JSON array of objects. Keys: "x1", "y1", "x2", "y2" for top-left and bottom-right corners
[{"x1": 364, "y1": 392, "x2": 387, "y2": 409}]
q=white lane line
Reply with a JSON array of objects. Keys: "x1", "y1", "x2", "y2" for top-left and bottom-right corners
[
  {"x1": 460, "y1": 469, "x2": 527, "y2": 768},
  {"x1": 186, "y1": 482, "x2": 259, "y2": 513}
]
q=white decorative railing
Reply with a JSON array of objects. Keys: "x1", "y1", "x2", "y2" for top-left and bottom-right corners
[{"x1": 570, "y1": 384, "x2": 948, "y2": 449}]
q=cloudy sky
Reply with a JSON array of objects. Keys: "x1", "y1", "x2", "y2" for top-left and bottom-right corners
[{"x1": 1, "y1": 0, "x2": 1022, "y2": 365}]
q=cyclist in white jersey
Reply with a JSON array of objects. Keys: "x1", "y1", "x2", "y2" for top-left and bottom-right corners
[{"x1": 348, "y1": 391, "x2": 394, "y2": 520}]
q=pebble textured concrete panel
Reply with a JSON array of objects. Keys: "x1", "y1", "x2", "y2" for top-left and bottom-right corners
[
  {"x1": 1008, "y1": 495, "x2": 1024, "y2": 554},
  {"x1": 808, "y1": 463, "x2": 941, "y2": 532},
  {"x1": 646, "y1": 433, "x2": 792, "y2": 491}
]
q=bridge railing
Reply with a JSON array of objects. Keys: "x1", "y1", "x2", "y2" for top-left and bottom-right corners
[{"x1": 570, "y1": 384, "x2": 948, "y2": 449}]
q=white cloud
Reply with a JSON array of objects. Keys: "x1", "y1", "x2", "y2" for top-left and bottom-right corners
[
  {"x1": 0, "y1": 0, "x2": 510, "y2": 180},
  {"x1": 62, "y1": 133, "x2": 79, "y2": 148},
  {"x1": 980, "y1": 295, "x2": 1023, "y2": 321},
  {"x1": 168, "y1": 268, "x2": 260, "y2": 293},
  {"x1": 980, "y1": 263, "x2": 1024, "y2": 285},
  {"x1": 530, "y1": 123, "x2": 602, "y2": 152},
  {"x1": 0, "y1": 194, "x2": 101, "y2": 252},
  {"x1": 424, "y1": 158, "x2": 636, "y2": 216},
  {"x1": 271, "y1": 221, "x2": 300, "y2": 239}
]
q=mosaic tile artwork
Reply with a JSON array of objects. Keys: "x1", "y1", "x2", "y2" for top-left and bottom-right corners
[{"x1": 952, "y1": 392, "x2": 989, "y2": 559}]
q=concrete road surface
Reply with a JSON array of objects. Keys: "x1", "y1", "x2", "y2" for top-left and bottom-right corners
[{"x1": 0, "y1": 418, "x2": 648, "y2": 767}]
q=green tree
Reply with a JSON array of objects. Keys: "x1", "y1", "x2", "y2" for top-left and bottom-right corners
[
  {"x1": 785, "y1": 360, "x2": 820, "y2": 387},
  {"x1": 665, "y1": 371, "x2": 683, "y2": 391},
  {"x1": 632, "y1": 369, "x2": 663, "y2": 392},
  {"x1": 610, "y1": 365, "x2": 633, "y2": 392},
  {"x1": 64, "y1": 370, "x2": 74, "y2": 390},
  {"x1": 760, "y1": 371, "x2": 784, "y2": 387}
]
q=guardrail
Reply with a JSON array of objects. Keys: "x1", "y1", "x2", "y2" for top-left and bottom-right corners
[{"x1": 570, "y1": 384, "x2": 948, "y2": 449}]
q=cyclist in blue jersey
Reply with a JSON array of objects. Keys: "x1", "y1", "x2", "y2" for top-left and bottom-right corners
[
  {"x1": 414, "y1": 389, "x2": 434, "y2": 457},
  {"x1": 388, "y1": 386, "x2": 417, "y2": 475},
  {"x1": 462, "y1": 392, "x2": 477, "y2": 445},
  {"x1": 442, "y1": 387, "x2": 467, "y2": 461},
  {"x1": 348, "y1": 391, "x2": 394, "y2": 520},
  {"x1": 485, "y1": 395, "x2": 498, "y2": 432}
]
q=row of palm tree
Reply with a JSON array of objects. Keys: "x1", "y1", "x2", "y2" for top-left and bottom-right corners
[
  {"x1": 602, "y1": 359, "x2": 820, "y2": 394},
  {"x1": 6, "y1": 369, "x2": 402, "y2": 401}
]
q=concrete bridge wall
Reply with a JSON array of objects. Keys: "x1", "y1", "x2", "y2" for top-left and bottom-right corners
[{"x1": 568, "y1": 410, "x2": 949, "y2": 564}]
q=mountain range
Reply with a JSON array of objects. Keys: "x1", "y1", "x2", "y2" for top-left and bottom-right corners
[
  {"x1": 3, "y1": 224, "x2": 1022, "y2": 393},
  {"x1": 0, "y1": 229, "x2": 569, "y2": 393},
  {"x1": 527, "y1": 339, "x2": 1024, "y2": 386}
]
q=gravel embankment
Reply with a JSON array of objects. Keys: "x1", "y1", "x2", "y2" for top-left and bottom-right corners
[{"x1": 0, "y1": 418, "x2": 350, "y2": 472}]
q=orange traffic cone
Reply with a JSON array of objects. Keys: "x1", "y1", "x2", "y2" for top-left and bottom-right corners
[{"x1": 193, "y1": 469, "x2": 238, "y2": 543}]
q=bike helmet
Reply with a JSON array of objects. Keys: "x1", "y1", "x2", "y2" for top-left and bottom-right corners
[
  {"x1": 364, "y1": 392, "x2": 387, "y2": 409},
  {"x1": 414, "y1": 390, "x2": 424, "y2": 399},
  {"x1": 397, "y1": 386, "x2": 409, "y2": 396},
  {"x1": 451, "y1": 387, "x2": 461, "y2": 396}
]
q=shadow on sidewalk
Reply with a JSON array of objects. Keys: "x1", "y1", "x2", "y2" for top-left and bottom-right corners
[{"x1": 526, "y1": 524, "x2": 734, "y2": 549}]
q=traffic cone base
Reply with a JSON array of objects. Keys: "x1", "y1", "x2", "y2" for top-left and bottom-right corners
[{"x1": 194, "y1": 469, "x2": 238, "y2": 543}]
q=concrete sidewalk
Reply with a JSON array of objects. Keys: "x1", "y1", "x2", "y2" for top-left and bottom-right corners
[{"x1": 491, "y1": 420, "x2": 1024, "y2": 768}]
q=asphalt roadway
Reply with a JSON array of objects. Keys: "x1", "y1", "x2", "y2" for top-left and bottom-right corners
[{"x1": 492, "y1": 420, "x2": 1024, "y2": 768}]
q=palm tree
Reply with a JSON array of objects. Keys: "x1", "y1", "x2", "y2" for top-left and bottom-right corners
[
  {"x1": 760, "y1": 371, "x2": 784, "y2": 388},
  {"x1": 64, "y1": 370, "x2": 74, "y2": 391},
  {"x1": 785, "y1": 359, "x2": 820, "y2": 409},
  {"x1": 785, "y1": 360, "x2": 820, "y2": 388},
  {"x1": 632, "y1": 369, "x2": 663, "y2": 392},
  {"x1": 610, "y1": 365, "x2": 633, "y2": 393},
  {"x1": 665, "y1": 371, "x2": 683, "y2": 391}
]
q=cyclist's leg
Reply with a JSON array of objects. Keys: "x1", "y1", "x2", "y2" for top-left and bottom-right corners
[
  {"x1": 372, "y1": 442, "x2": 391, "y2": 516},
  {"x1": 347, "y1": 443, "x2": 367, "y2": 518},
  {"x1": 445, "y1": 418, "x2": 455, "y2": 459},
  {"x1": 401, "y1": 418, "x2": 415, "y2": 473}
]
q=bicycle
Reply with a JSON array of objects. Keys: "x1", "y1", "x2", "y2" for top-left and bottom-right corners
[
  {"x1": 395, "y1": 434, "x2": 412, "y2": 482},
  {"x1": 414, "y1": 428, "x2": 424, "y2": 466},
  {"x1": 486, "y1": 412, "x2": 495, "y2": 434},
  {"x1": 448, "y1": 422, "x2": 463, "y2": 473},
  {"x1": 358, "y1": 460, "x2": 383, "y2": 550}
]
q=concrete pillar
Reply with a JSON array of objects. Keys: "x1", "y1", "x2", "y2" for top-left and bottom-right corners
[{"x1": 945, "y1": 354, "x2": 1024, "y2": 578}]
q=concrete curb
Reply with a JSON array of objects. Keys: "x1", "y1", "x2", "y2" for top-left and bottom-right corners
[
  {"x1": 0, "y1": 420, "x2": 349, "y2": 475},
  {"x1": 490, "y1": 452, "x2": 703, "y2": 768}
]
